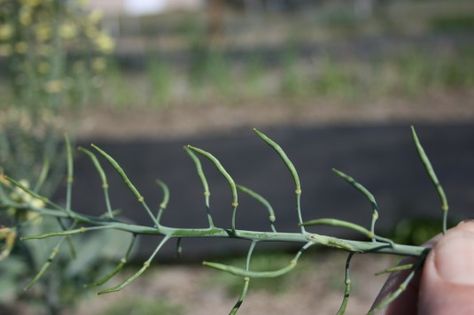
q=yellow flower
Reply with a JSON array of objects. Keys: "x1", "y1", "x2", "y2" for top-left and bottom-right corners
[
  {"x1": 85, "y1": 24, "x2": 99, "y2": 39},
  {"x1": 35, "y1": 24, "x2": 51, "y2": 42},
  {"x1": 19, "y1": 8, "x2": 32, "y2": 26},
  {"x1": 92, "y1": 57, "x2": 106, "y2": 72},
  {"x1": 59, "y1": 23, "x2": 77, "y2": 40},
  {"x1": 21, "y1": 0, "x2": 41, "y2": 7},
  {"x1": 15, "y1": 42, "x2": 28, "y2": 54},
  {"x1": 44, "y1": 80, "x2": 64, "y2": 94},
  {"x1": 37, "y1": 62, "x2": 49, "y2": 74},
  {"x1": 95, "y1": 33, "x2": 114, "y2": 54},
  {"x1": 89, "y1": 10, "x2": 103, "y2": 24},
  {"x1": 0, "y1": 24, "x2": 13, "y2": 40},
  {"x1": 0, "y1": 227, "x2": 16, "y2": 261},
  {"x1": 30, "y1": 197, "x2": 45, "y2": 209}
]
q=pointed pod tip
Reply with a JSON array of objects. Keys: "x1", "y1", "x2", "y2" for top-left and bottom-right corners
[
  {"x1": 253, "y1": 128, "x2": 264, "y2": 136},
  {"x1": 97, "y1": 289, "x2": 114, "y2": 295},
  {"x1": 332, "y1": 168, "x2": 345, "y2": 176}
]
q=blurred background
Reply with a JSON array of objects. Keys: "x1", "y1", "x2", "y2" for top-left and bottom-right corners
[{"x1": 0, "y1": 0, "x2": 473, "y2": 314}]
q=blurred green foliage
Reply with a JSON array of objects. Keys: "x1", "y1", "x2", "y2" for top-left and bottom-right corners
[
  {"x1": 94, "y1": 46, "x2": 473, "y2": 108},
  {"x1": 390, "y1": 217, "x2": 444, "y2": 246},
  {"x1": 430, "y1": 15, "x2": 474, "y2": 33},
  {"x1": 101, "y1": 298, "x2": 183, "y2": 315}
]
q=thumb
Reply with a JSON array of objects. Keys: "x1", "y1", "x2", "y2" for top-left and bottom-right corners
[{"x1": 419, "y1": 221, "x2": 474, "y2": 315}]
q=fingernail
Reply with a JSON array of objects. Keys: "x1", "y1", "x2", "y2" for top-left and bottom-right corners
[{"x1": 435, "y1": 229, "x2": 474, "y2": 285}]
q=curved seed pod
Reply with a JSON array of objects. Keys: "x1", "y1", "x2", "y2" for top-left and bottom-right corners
[
  {"x1": 78, "y1": 147, "x2": 113, "y2": 218},
  {"x1": 176, "y1": 237, "x2": 183, "y2": 258},
  {"x1": 155, "y1": 179, "x2": 170, "y2": 224},
  {"x1": 237, "y1": 184, "x2": 276, "y2": 232},
  {"x1": 203, "y1": 259, "x2": 297, "y2": 278},
  {"x1": 304, "y1": 219, "x2": 395, "y2": 247},
  {"x1": 332, "y1": 168, "x2": 379, "y2": 241},
  {"x1": 24, "y1": 222, "x2": 78, "y2": 290},
  {"x1": 337, "y1": 252, "x2": 354, "y2": 315},
  {"x1": 375, "y1": 263, "x2": 414, "y2": 276},
  {"x1": 253, "y1": 129, "x2": 304, "y2": 231},
  {"x1": 91, "y1": 144, "x2": 159, "y2": 227},
  {"x1": 369, "y1": 251, "x2": 427, "y2": 314},
  {"x1": 25, "y1": 242, "x2": 63, "y2": 291},
  {"x1": 56, "y1": 218, "x2": 77, "y2": 259},
  {"x1": 21, "y1": 225, "x2": 114, "y2": 240},
  {"x1": 187, "y1": 145, "x2": 238, "y2": 230},
  {"x1": 184, "y1": 146, "x2": 214, "y2": 227},
  {"x1": 229, "y1": 241, "x2": 257, "y2": 315},
  {"x1": 411, "y1": 126, "x2": 449, "y2": 233},
  {"x1": 230, "y1": 277, "x2": 249, "y2": 315},
  {"x1": 302, "y1": 218, "x2": 373, "y2": 239},
  {"x1": 65, "y1": 135, "x2": 74, "y2": 214},
  {"x1": 98, "y1": 236, "x2": 170, "y2": 294},
  {"x1": 33, "y1": 157, "x2": 50, "y2": 193},
  {"x1": 87, "y1": 234, "x2": 137, "y2": 287},
  {"x1": 203, "y1": 242, "x2": 312, "y2": 278}
]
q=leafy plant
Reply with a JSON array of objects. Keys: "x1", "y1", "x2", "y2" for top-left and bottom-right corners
[
  {"x1": 0, "y1": 0, "x2": 113, "y2": 109},
  {"x1": 0, "y1": 127, "x2": 452, "y2": 314}
]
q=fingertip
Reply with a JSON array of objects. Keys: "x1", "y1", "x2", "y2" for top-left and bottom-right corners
[{"x1": 419, "y1": 223, "x2": 474, "y2": 315}]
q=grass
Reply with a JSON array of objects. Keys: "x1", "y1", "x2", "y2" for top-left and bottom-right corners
[
  {"x1": 91, "y1": 46, "x2": 473, "y2": 108},
  {"x1": 2, "y1": 45, "x2": 472, "y2": 111}
]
